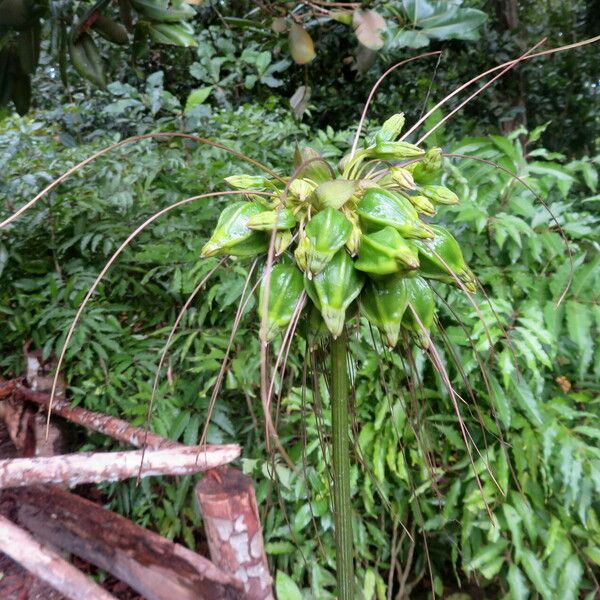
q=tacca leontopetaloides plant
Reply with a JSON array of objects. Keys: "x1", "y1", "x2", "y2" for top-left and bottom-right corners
[
  {"x1": 3, "y1": 35, "x2": 598, "y2": 599},
  {"x1": 200, "y1": 112, "x2": 476, "y2": 597}
]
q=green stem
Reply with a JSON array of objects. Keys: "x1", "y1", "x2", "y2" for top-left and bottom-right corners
[{"x1": 330, "y1": 330, "x2": 354, "y2": 599}]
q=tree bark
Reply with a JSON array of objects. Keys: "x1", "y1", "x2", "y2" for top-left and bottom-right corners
[
  {"x1": 13, "y1": 384, "x2": 177, "y2": 449},
  {"x1": 0, "y1": 513, "x2": 117, "y2": 600},
  {"x1": 0, "y1": 444, "x2": 240, "y2": 488},
  {"x1": 14, "y1": 485, "x2": 244, "y2": 600},
  {"x1": 196, "y1": 467, "x2": 274, "y2": 600}
]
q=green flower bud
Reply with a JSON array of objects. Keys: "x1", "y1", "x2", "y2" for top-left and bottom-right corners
[
  {"x1": 389, "y1": 166, "x2": 416, "y2": 190},
  {"x1": 201, "y1": 202, "x2": 268, "y2": 258},
  {"x1": 401, "y1": 276, "x2": 435, "y2": 349},
  {"x1": 354, "y1": 227, "x2": 419, "y2": 275},
  {"x1": 356, "y1": 188, "x2": 434, "y2": 239},
  {"x1": 304, "y1": 250, "x2": 364, "y2": 338},
  {"x1": 344, "y1": 210, "x2": 362, "y2": 256},
  {"x1": 294, "y1": 234, "x2": 311, "y2": 272},
  {"x1": 224, "y1": 175, "x2": 267, "y2": 190},
  {"x1": 401, "y1": 192, "x2": 437, "y2": 216},
  {"x1": 372, "y1": 140, "x2": 424, "y2": 159},
  {"x1": 314, "y1": 179, "x2": 358, "y2": 209},
  {"x1": 246, "y1": 208, "x2": 296, "y2": 231},
  {"x1": 361, "y1": 274, "x2": 408, "y2": 348},
  {"x1": 374, "y1": 113, "x2": 405, "y2": 143},
  {"x1": 410, "y1": 147, "x2": 443, "y2": 184},
  {"x1": 258, "y1": 260, "x2": 305, "y2": 340},
  {"x1": 420, "y1": 185, "x2": 459, "y2": 205},
  {"x1": 330, "y1": 11, "x2": 353, "y2": 25},
  {"x1": 274, "y1": 230, "x2": 293, "y2": 255},
  {"x1": 288, "y1": 179, "x2": 315, "y2": 203}
]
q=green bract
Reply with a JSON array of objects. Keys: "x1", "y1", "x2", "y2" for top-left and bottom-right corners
[
  {"x1": 203, "y1": 114, "x2": 476, "y2": 345},
  {"x1": 258, "y1": 260, "x2": 305, "y2": 340},
  {"x1": 304, "y1": 249, "x2": 364, "y2": 338},
  {"x1": 293, "y1": 146, "x2": 332, "y2": 184},
  {"x1": 357, "y1": 188, "x2": 434, "y2": 239},
  {"x1": 315, "y1": 179, "x2": 357, "y2": 209},
  {"x1": 301, "y1": 207, "x2": 352, "y2": 277},
  {"x1": 361, "y1": 275, "x2": 408, "y2": 348},
  {"x1": 402, "y1": 276, "x2": 435, "y2": 349},
  {"x1": 412, "y1": 225, "x2": 476, "y2": 292},
  {"x1": 354, "y1": 226, "x2": 419, "y2": 275},
  {"x1": 201, "y1": 201, "x2": 268, "y2": 258}
]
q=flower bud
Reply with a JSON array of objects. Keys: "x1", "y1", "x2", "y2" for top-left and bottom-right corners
[
  {"x1": 225, "y1": 175, "x2": 267, "y2": 189},
  {"x1": 247, "y1": 208, "x2": 296, "y2": 231},
  {"x1": 374, "y1": 113, "x2": 405, "y2": 143},
  {"x1": 201, "y1": 202, "x2": 268, "y2": 258},
  {"x1": 390, "y1": 167, "x2": 416, "y2": 190},
  {"x1": 354, "y1": 227, "x2": 419, "y2": 275},
  {"x1": 420, "y1": 185, "x2": 459, "y2": 205}
]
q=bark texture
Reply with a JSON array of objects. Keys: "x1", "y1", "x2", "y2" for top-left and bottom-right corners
[
  {"x1": 0, "y1": 513, "x2": 117, "y2": 600},
  {"x1": 13, "y1": 384, "x2": 176, "y2": 449},
  {"x1": 0, "y1": 444, "x2": 240, "y2": 488},
  {"x1": 196, "y1": 467, "x2": 274, "y2": 600},
  {"x1": 15, "y1": 485, "x2": 244, "y2": 600}
]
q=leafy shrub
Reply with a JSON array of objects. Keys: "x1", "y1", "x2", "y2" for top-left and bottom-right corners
[{"x1": 1, "y1": 96, "x2": 599, "y2": 598}]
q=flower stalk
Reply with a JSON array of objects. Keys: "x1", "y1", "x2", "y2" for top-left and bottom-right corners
[{"x1": 330, "y1": 330, "x2": 354, "y2": 598}]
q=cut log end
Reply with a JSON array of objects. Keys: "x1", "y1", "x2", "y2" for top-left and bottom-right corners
[{"x1": 196, "y1": 466, "x2": 274, "y2": 600}]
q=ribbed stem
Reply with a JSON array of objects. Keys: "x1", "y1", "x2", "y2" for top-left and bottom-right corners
[{"x1": 330, "y1": 331, "x2": 354, "y2": 599}]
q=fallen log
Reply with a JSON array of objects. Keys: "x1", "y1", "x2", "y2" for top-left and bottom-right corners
[
  {"x1": 0, "y1": 513, "x2": 117, "y2": 600},
  {"x1": 0, "y1": 444, "x2": 240, "y2": 488},
  {"x1": 196, "y1": 467, "x2": 274, "y2": 600},
  {"x1": 15, "y1": 485, "x2": 244, "y2": 600},
  {"x1": 13, "y1": 384, "x2": 176, "y2": 449},
  {"x1": 0, "y1": 379, "x2": 16, "y2": 400}
]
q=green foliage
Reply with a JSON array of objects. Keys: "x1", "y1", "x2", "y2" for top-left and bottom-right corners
[{"x1": 1, "y1": 84, "x2": 599, "y2": 600}]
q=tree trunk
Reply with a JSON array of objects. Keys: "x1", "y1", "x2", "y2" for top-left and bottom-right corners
[{"x1": 196, "y1": 467, "x2": 274, "y2": 600}]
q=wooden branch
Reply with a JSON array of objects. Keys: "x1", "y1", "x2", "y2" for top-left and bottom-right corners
[
  {"x1": 0, "y1": 513, "x2": 117, "y2": 600},
  {"x1": 0, "y1": 379, "x2": 17, "y2": 400},
  {"x1": 13, "y1": 384, "x2": 177, "y2": 449},
  {"x1": 15, "y1": 485, "x2": 244, "y2": 600},
  {"x1": 0, "y1": 444, "x2": 240, "y2": 488},
  {"x1": 196, "y1": 467, "x2": 274, "y2": 600}
]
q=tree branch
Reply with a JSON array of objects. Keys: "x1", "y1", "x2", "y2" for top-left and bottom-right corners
[
  {"x1": 0, "y1": 444, "x2": 240, "y2": 488},
  {"x1": 0, "y1": 513, "x2": 117, "y2": 600},
  {"x1": 13, "y1": 384, "x2": 177, "y2": 449}
]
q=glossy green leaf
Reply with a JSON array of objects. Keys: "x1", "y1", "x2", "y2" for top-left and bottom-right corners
[{"x1": 276, "y1": 570, "x2": 303, "y2": 600}]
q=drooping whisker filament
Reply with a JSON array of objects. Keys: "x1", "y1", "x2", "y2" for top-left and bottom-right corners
[
  {"x1": 415, "y1": 38, "x2": 547, "y2": 147},
  {"x1": 46, "y1": 190, "x2": 272, "y2": 430},
  {"x1": 0, "y1": 133, "x2": 284, "y2": 230},
  {"x1": 444, "y1": 152, "x2": 574, "y2": 306}
]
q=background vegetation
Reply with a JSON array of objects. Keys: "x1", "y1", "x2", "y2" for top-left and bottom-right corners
[{"x1": 1, "y1": 1, "x2": 599, "y2": 598}]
